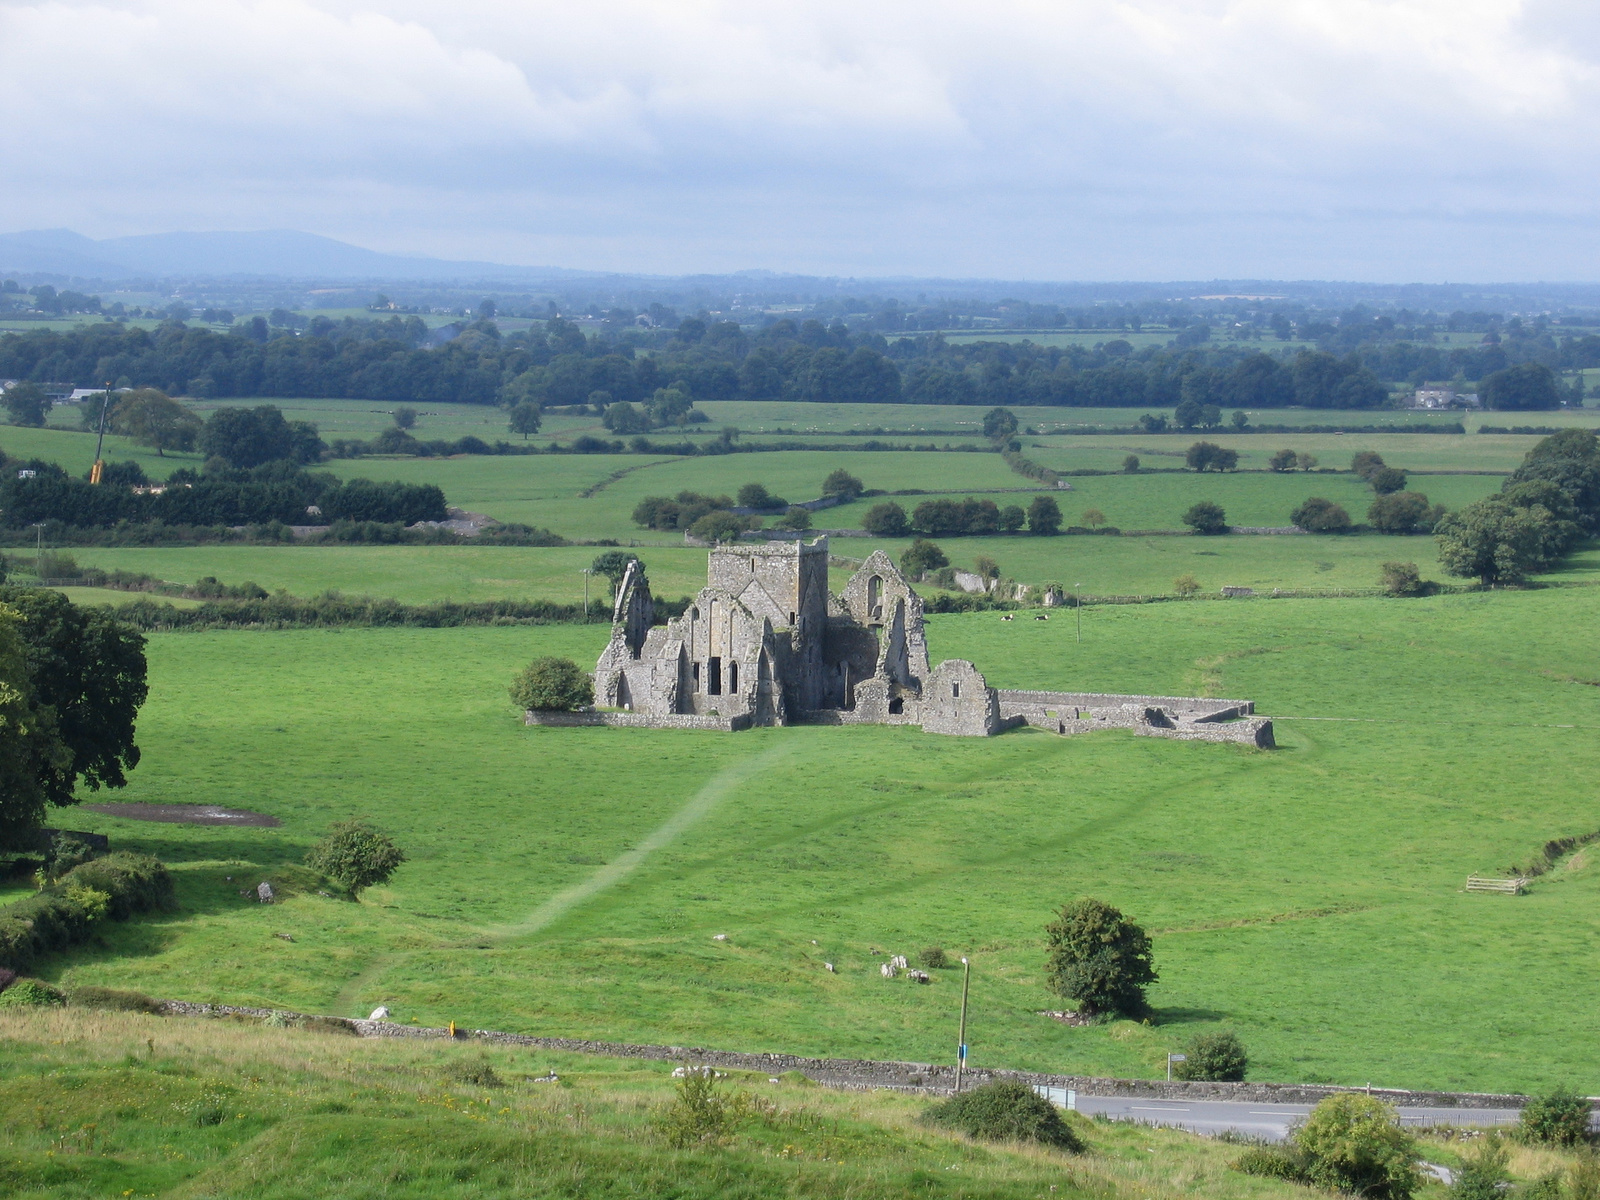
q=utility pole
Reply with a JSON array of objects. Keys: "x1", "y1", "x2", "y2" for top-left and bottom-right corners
[
  {"x1": 32, "y1": 523, "x2": 45, "y2": 577},
  {"x1": 1075, "y1": 582, "x2": 1082, "y2": 643},
  {"x1": 954, "y1": 956, "x2": 971, "y2": 1093},
  {"x1": 580, "y1": 568, "x2": 592, "y2": 622}
]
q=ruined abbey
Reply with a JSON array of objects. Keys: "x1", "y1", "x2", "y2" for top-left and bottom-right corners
[{"x1": 525, "y1": 537, "x2": 1273, "y2": 748}]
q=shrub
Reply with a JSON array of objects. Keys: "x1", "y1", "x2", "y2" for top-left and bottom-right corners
[
  {"x1": 862, "y1": 502, "x2": 910, "y2": 537},
  {"x1": 923, "y1": 1081, "x2": 1083, "y2": 1151},
  {"x1": 1044, "y1": 897, "x2": 1157, "y2": 1017},
  {"x1": 1518, "y1": 1085, "x2": 1593, "y2": 1147},
  {"x1": 655, "y1": 1070, "x2": 731, "y2": 1148},
  {"x1": 1450, "y1": 1133, "x2": 1510, "y2": 1200},
  {"x1": 1369, "y1": 491, "x2": 1435, "y2": 534},
  {"x1": 1232, "y1": 1145, "x2": 1311, "y2": 1181},
  {"x1": 1027, "y1": 495, "x2": 1062, "y2": 535},
  {"x1": 998, "y1": 504, "x2": 1025, "y2": 532},
  {"x1": 63, "y1": 885, "x2": 111, "y2": 923},
  {"x1": 0, "y1": 978, "x2": 65, "y2": 1008},
  {"x1": 1173, "y1": 1030, "x2": 1248, "y2": 1081},
  {"x1": 1293, "y1": 1094, "x2": 1419, "y2": 1200},
  {"x1": 44, "y1": 832, "x2": 98, "y2": 881},
  {"x1": 773, "y1": 506, "x2": 812, "y2": 531},
  {"x1": 901, "y1": 539, "x2": 948, "y2": 578},
  {"x1": 736, "y1": 483, "x2": 783, "y2": 509},
  {"x1": 688, "y1": 510, "x2": 756, "y2": 543},
  {"x1": 510, "y1": 656, "x2": 594, "y2": 711},
  {"x1": 304, "y1": 820, "x2": 406, "y2": 898},
  {"x1": 1377, "y1": 561, "x2": 1419, "y2": 597},
  {"x1": 1292, "y1": 496, "x2": 1352, "y2": 533},
  {"x1": 1185, "y1": 441, "x2": 1238, "y2": 472},
  {"x1": 821, "y1": 469, "x2": 864, "y2": 500},
  {"x1": 1173, "y1": 573, "x2": 1201, "y2": 597},
  {"x1": 67, "y1": 985, "x2": 163, "y2": 1014},
  {"x1": 1269, "y1": 448, "x2": 1298, "y2": 472},
  {"x1": 58, "y1": 852, "x2": 176, "y2": 919},
  {"x1": 1122, "y1": 454, "x2": 1140, "y2": 472},
  {"x1": 1570, "y1": 1150, "x2": 1600, "y2": 1200},
  {"x1": 1351, "y1": 450, "x2": 1387, "y2": 480},
  {"x1": 1181, "y1": 501, "x2": 1228, "y2": 535},
  {"x1": 920, "y1": 946, "x2": 949, "y2": 969},
  {"x1": 440, "y1": 1055, "x2": 505, "y2": 1088},
  {"x1": 1370, "y1": 466, "x2": 1409, "y2": 495}
]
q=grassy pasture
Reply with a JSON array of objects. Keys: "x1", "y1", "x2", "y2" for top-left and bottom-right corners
[
  {"x1": 0, "y1": 1008, "x2": 1320, "y2": 1200},
  {"x1": 38, "y1": 585, "x2": 1600, "y2": 1095},
  {"x1": 55, "y1": 532, "x2": 1477, "y2": 603}
]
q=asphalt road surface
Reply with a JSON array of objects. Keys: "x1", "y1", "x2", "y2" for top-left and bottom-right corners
[{"x1": 1068, "y1": 1094, "x2": 1523, "y2": 1141}]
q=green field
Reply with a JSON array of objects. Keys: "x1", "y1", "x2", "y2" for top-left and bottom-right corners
[{"x1": 32, "y1": 582, "x2": 1600, "y2": 1097}]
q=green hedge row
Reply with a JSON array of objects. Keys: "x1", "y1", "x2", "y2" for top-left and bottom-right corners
[{"x1": 0, "y1": 852, "x2": 176, "y2": 972}]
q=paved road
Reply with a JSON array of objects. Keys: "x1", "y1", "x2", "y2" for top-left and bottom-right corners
[{"x1": 1066, "y1": 1094, "x2": 1523, "y2": 1142}]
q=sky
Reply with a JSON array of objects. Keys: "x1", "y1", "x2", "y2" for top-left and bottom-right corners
[{"x1": 4, "y1": 0, "x2": 1600, "y2": 281}]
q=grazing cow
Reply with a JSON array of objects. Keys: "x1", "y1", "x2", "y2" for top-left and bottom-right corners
[
  {"x1": 1001, "y1": 614, "x2": 1014, "y2": 621},
  {"x1": 1035, "y1": 613, "x2": 1049, "y2": 620}
]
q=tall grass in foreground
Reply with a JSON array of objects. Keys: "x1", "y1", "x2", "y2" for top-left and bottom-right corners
[{"x1": 0, "y1": 1006, "x2": 1326, "y2": 1200}]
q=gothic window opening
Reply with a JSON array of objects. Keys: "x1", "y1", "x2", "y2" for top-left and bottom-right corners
[
  {"x1": 708, "y1": 656, "x2": 723, "y2": 695},
  {"x1": 728, "y1": 661, "x2": 738, "y2": 694}
]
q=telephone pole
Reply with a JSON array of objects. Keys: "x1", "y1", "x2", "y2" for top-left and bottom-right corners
[{"x1": 954, "y1": 956, "x2": 971, "y2": 1093}]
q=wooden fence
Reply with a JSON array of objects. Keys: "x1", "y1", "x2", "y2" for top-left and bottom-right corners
[{"x1": 1465, "y1": 876, "x2": 1528, "y2": 895}]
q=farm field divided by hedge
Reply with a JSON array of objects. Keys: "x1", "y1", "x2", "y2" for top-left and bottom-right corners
[{"x1": 40, "y1": 586, "x2": 1600, "y2": 1096}]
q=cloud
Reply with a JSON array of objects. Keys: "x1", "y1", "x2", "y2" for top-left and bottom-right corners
[{"x1": 4, "y1": 0, "x2": 1600, "y2": 278}]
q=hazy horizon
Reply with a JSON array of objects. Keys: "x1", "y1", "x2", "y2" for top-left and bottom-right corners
[{"x1": 6, "y1": 2, "x2": 1600, "y2": 283}]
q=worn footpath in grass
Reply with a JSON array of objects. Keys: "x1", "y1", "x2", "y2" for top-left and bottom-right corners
[{"x1": 35, "y1": 586, "x2": 1600, "y2": 1096}]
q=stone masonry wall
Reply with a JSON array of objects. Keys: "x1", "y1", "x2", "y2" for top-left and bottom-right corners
[
  {"x1": 524, "y1": 710, "x2": 751, "y2": 732},
  {"x1": 157, "y1": 1000, "x2": 1549, "y2": 1111}
]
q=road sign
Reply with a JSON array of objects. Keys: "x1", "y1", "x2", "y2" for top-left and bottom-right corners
[{"x1": 958, "y1": 1044, "x2": 967, "y2": 1061}]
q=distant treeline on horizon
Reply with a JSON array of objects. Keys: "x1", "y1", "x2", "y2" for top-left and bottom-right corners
[{"x1": 0, "y1": 310, "x2": 1593, "y2": 413}]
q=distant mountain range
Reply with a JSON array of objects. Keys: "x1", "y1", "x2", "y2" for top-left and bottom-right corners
[{"x1": 0, "y1": 229, "x2": 597, "y2": 283}]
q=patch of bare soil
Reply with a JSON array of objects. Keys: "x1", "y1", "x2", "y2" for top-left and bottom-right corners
[{"x1": 82, "y1": 803, "x2": 281, "y2": 827}]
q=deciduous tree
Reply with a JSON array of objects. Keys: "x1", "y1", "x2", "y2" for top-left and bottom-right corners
[{"x1": 1044, "y1": 898, "x2": 1157, "y2": 1017}]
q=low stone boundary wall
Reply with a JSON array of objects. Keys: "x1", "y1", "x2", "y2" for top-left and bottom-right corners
[
  {"x1": 157, "y1": 999, "x2": 1549, "y2": 1112},
  {"x1": 523, "y1": 710, "x2": 751, "y2": 732},
  {"x1": 997, "y1": 690, "x2": 1252, "y2": 716}
]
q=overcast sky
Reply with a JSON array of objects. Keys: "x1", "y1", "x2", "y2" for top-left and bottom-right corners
[{"x1": 4, "y1": 0, "x2": 1600, "y2": 281}]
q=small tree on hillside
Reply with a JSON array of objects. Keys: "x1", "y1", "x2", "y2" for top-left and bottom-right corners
[
  {"x1": 1182, "y1": 501, "x2": 1228, "y2": 535},
  {"x1": 508, "y1": 402, "x2": 542, "y2": 441},
  {"x1": 591, "y1": 551, "x2": 641, "y2": 598},
  {"x1": 510, "y1": 656, "x2": 594, "y2": 711},
  {"x1": 1291, "y1": 497, "x2": 1352, "y2": 533},
  {"x1": 1027, "y1": 495, "x2": 1062, "y2": 535},
  {"x1": 774, "y1": 506, "x2": 812, "y2": 530},
  {"x1": 392, "y1": 406, "x2": 418, "y2": 430},
  {"x1": 1044, "y1": 898, "x2": 1157, "y2": 1017},
  {"x1": 900, "y1": 538, "x2": 948, "y2": 578},
  {"x1": 1122, "y1": 454, "x2": 1140, "y2": 473},
  {"x1": 862, "y1": 502, "x2": 909, "y2": 536},
  {"x1": 1379, "y1": 561, "x2": 1430, "y2": 597},
  {"x1": 305, "y1": 820, "x2": 406, "y2": 899},
  {"x1": 1173, "y1": 573, "x2": 1201, "y2": 597},
  {"x1": 3, "y1": 382, "x2": 51, "y2": 427},
  {"x1": 998, "y1": 504, "x2": 1026, "y2": 532},
  {"x1": 1351, "y1": 450, "x2": 1386, "y2": 480},
  {"x1": 1186, "y1": 441, "x2": 1238, "y2": 472},
  {"x1": 1268, "y1": 448, "x2": 1298, "y2": 472},
  {"x1": 111, "y1": 389, "x2": 202, "y2": 456},
  {"x1": 1435, "y1": 497, "x2": 1554, "y2": 585},
  {"x1": 1369, "y1": 467, "x2": 1408, "y2": 495},
  {"x1": 1368, "y1": 491, "x2": 1434, "y2": 534},
  {"x1": 982, "y1": 406, "x2": 1018, "y2": 442},
  {"x1": 1296, "y1": 452, "x2": 1319, "y2": 471},
  {"x1": 821, "y1": 469, "x2": 864, "y2": 500},
  {"x1": 1081, "y1": 508, "x2": 1107, "y2": 528}
]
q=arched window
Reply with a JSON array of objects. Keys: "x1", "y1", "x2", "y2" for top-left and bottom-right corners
[
  {"x1": 728, "y1": 661, "x2": 738, "y2": 693},
  {"x1": 868, "y1": 575, "x2": 883, "y2": 620}
]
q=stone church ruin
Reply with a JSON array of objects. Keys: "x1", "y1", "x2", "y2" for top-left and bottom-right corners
[{"x1": 525, "y1": 537, "x2": 1273, "y2": 747}]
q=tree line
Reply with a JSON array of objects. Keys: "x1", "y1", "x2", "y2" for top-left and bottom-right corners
[{"x1": 2, "y1": 310, "x2": 1588, "y2": 416}]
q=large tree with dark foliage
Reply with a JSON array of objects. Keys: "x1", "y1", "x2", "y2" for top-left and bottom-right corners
[
  {"x1": 0, "y1": 588, "x2": 147, "y2": 842},
  {"x1": 1481, "y1": 361, "x2": 1561, "y2": 411},
  {"x1": 200, "y1": 405, "x2": 325, "y2": 468},
  {"x1": 1044, "y1": 897, "x2": 1157, "y2": 1017},
  {"x1": 1504, "y1": 428, "x2": 1600, "y2": 529}
]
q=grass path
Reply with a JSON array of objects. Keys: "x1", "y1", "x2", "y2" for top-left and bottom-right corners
[{"x1": 333, "y1": 736, "x2": 800, "y2": 1015}]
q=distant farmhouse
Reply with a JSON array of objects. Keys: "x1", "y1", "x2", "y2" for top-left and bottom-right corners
[
  {"x1": 525, "y1": 538, "x2": 1273, "y2": 748},
  {"x1": 1410, "y1": 386, "x2": 1480, "y2": 410}
]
